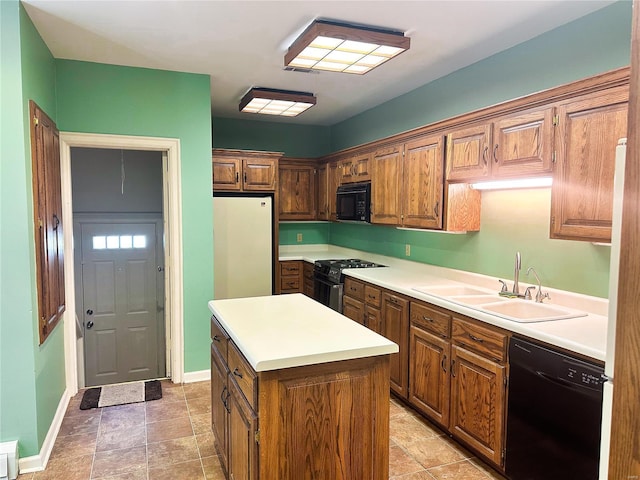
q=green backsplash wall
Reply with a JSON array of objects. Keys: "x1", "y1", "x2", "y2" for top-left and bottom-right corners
[
  {"x1": 330, "y1": 189, "x2": 610, "y2": 298},
  {"x1": 56, "y1": 60, "x2": 214, "y2": 374},
  {"x1": 279, "y1": 223, "x2": 330, "y2": 245},
  {"x1": 331, "y1": 1, "x2": 632, "y2": 151},
  {"x1": 212, "y1": 117, "x2": 332, "y2": 157}
]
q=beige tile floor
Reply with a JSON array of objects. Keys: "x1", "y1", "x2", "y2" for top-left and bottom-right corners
[{"x1": 17, "y1": 380, "x2": 506, "y2": 480}]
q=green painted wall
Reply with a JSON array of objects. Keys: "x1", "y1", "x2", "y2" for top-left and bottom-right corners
[
  {"x1": 19, "y1": 3, "x2": 68, "y2": 453},
  {"x1": 331, "y1": 1, "x2": 633, "y2": 150},
  {"x1": 0, "y1": 0, "x2": 40, "y2": 458},
  {"x1": 55, "y1": 60, "x2": 213, "y2": 373},
  {"x1": 0, "y1": 0, "x2": 65, "y2": 458},
  {"x1": 279, "y1": 223, "x2": 330, "y2": 245},
  {"x1": 212, "y1": 117, "x2": 331, "y2": 157},
  {"x1": 330, "y1": 189, "x2": 610, "y2": 297}
]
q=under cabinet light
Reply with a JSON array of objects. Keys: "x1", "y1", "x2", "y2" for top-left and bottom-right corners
[
  {"x1": 471, "y1": 177, "x2": 553, "y2": 191},
  {"x1": 285, "y1": 19, "x2": 410, "y2": 75},
  {"x1": 239, "y1": 88, "x2": 316, "y2": 117}
]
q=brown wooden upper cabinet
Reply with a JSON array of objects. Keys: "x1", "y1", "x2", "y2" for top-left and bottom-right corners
[
  {"x1": 317, "y1": 160, "x2": 340, "y2": 221},
  {"x1": 278, "y1": 159, "x2": 316, "y2": 220},
  {"x1": 212, "y1": 149, "x2": 280, "y2": 192},
  {"x1": 339, "y1": 151, "x2": 371, "y2": 184},
  {"x1": 316, "y1": 162, "x2": 328, "y2": 220},
  {"x1": 371, "y1": 145, "x2": 403, "y2": 225},
  {"x1": 402, "y1": 135, "x2": 445, "y2": 229},
  {"x1": 550, "y1": 86, "x2": 629, "y2": 242},
  {"x1": 446, "y1": 106, "x2": 554, "y2": 182},
  {"x1": 30, "y1": 100, "x2": 65, "y2": 344}
]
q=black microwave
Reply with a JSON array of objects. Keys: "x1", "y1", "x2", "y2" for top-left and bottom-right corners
[{"x1": 336, "y1": 181, "x2": 371, "y2": 222}]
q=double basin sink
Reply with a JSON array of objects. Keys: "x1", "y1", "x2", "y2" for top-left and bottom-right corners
[{"x1": 412, "y1": 284, "x2": 587, "y2": 323}]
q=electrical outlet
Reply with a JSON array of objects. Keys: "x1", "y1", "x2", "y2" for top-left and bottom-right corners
[
  {"x1": 405, "y1": 244, "x2": 411, "y2": 256},
  {"x1": 297, "y1": 233, "x2": 303, "y2": 243}
]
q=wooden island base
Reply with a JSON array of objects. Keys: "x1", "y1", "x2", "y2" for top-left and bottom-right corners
[{"x1": 259, "y1": 356, "x2": 390, "y2": 480}]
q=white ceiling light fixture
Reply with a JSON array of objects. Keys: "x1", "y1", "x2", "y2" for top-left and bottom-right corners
[
  {"x1": 285, "y1": 19, "x2": 410, "y2": 75},
  {"x1": 239, "y1": 88, "x2": 316, "y2": 117},
  {"x1": 471, "y1": 177, "x2": 553, "y2": 191}
]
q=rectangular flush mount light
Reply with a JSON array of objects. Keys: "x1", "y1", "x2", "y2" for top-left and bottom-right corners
[
  {"x1": 285, "y1": 19, "x2": 410, "y2": 74},
  {"x1": 239, "y1": 88, "x2": 316, "y2": 117}
]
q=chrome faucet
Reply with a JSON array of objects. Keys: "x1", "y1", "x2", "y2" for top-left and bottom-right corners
[
  {"x1": 513, "y1": 252, "x2": 521, "y2": 295},
  {"x1": 498, "y1": 251, "x2": 525, "y2": 297},
  {"x1": 526, "y1": 267, "x2": 550, "y2": 303}
]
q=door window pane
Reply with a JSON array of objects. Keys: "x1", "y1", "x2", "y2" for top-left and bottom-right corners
[{"x1": 92, "y1": 236, "x2": 106, "y2": 250}]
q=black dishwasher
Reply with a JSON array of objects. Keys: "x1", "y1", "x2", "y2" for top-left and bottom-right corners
[{"x1": 505, "y1": 337, "x2": 605, "y2": 480}]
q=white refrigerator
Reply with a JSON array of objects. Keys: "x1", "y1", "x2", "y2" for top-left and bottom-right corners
[
  {"x1": 599, "y1": 138, "x2": 627, "y2": 479},
  {"x1": 213, "y1": 196, "x2": 273, "y2": 299}
]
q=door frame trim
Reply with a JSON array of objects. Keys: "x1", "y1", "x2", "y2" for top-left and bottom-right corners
[{"x1": 59, "y1": 132, "x2": 184, "y2": 396}]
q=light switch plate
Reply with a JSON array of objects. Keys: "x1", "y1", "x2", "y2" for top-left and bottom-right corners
[
  {"x1": 296, "y1": 233, "x2": 303, "y2": 242},
  {"x1": 405, "y1": 244, "x2": 411, "y2": 256}
]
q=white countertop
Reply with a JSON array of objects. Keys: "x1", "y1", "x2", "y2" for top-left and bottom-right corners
[
  {"x1": 280, "y1": 244, "x2": 609, "y2": 361},
  {"x1": 208, "y1": 293, "x2": 398, "y2": 372}
]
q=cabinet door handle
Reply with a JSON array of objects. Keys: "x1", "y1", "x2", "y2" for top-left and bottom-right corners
[
  {"x1": 235, "y1": 172, "x2": 239, "y2": 183},
  {"x1": 233, "y1": 367, "x2": 243, "y2": 379},
  {"x1": 212, "y1": 335, "x2": 221, "y2": 342},
  {"x1": 53, "y1": 214, "x2": 61, "y2": 230},
  {"x1": 451, "y1": 359, "x2": 456, "y2": 377},
  {"x1": 441, "y1": 354, "x2": 447, "y2": 373},
  {"x1": 468, "y1": 333, "x2": 484, "y2": 343},
  {"x1": 482, "y1": 146, "x2": 488, "y2": 166},
  {"x1": 493, "y1": 144, "x2": 499, "y2": 163},
  {"x1": 244, "y1": 171, "x2": 247, "y2": 183},
  {"x1": 433, "y1": 201, "x2": 439, "y2": 218}
]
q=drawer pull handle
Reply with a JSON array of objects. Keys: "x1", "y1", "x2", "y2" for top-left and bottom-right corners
[
  {"x1": 389, "y1": 297, "x2": 398, "y2": 304},
  {"x1": 233, "y1": 368, "x2": 243, "y2": 379},
  {"x1": 468, "y1": 333, "x2": 484, "y2": 343},
  {"x1": 422, "y1": 315, "x2": 434, "y2": 323},
  {"x1": 213, "y1": 335, "x2": 221, "y2": 342},
  {"x1": 441, "y1": 354, "x2": 447, "y2": 373}
]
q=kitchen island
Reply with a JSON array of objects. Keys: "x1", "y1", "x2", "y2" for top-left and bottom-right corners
[{"x1": 208, "y1": 293, "x2": 398, "y2": 480}]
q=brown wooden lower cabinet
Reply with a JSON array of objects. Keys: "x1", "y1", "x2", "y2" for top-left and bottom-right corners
[
  {"x1": 211, "y1": 315, "x2": 391, "y2": 480},
  {"x1": 343, "y1": 278, "x2": 510, "y2": 471},
  {"x1": 279, "y1": 260, "x2": 302, "y2": 294}
]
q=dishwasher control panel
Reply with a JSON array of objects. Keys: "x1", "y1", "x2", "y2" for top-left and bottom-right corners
[{"x1": 562, "y1": 362, "x2": 605, "y2": 390}]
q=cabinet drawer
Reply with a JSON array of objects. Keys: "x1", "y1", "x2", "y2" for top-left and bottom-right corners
[
  {"x1": 344, "y1": 277, "x2": 364, "y2": 301},
  {"x1": 452, "y1": 316, "x2": 508, "y2": 362},
  {"x1": 280, "y1": 277, "x2": 301, "y2": 291},
  {"x1": 228, "y1": 342, "x2": 258, "y2": 408},
  {"x1": 211, "y1": 315, "x2": 230, "y2": 360},
  {"x1": 410, "y1": 302, "x2": 450, "y2": 338},
  {"x1": 364, "y1": 285, "x2": 381, "y2": 308},
  {"x1": 280, "y1": 261, "x2": 301, "y2": 276}
]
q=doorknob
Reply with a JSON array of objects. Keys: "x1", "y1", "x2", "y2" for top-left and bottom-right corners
[
  {"x1": 86, "y1": 309, "x2": 94, "y2": 315},
  {"x1": 86, "y1": 320, "x2": 94, "y2": 329}
]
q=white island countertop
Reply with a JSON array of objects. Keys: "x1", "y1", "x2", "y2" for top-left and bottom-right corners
[{"x1": 208, "y1": 293, "x2": 398, "y2": 372}]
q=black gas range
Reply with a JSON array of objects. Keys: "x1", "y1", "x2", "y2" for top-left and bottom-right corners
[{"x1": 313, "y1": 258, "x2": 386, "y2": 313}]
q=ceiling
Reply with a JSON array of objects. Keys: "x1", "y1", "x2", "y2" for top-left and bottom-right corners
[{"x1": 22, "y1": 0, "x2": 615, "y2": 126}]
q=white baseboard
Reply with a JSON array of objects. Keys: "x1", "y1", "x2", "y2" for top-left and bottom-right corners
[
  {"x1": 182, "y1": 369, "x2": 211, "y2": 383},
  {"x1": 18, "y1": 389, "x2": 71, "y2": 474}
]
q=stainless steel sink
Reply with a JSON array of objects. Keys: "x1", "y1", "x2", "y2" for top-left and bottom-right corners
[{"x1": 478, "y1": 300, "x2": 587, "y2": 323}]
